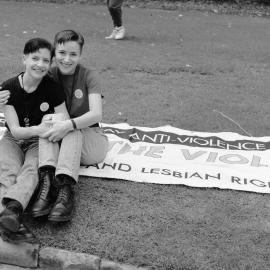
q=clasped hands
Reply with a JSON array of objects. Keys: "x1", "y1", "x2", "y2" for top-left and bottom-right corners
[{"x1": 39, "y1": 115, "x2": 71, "y2": 143}]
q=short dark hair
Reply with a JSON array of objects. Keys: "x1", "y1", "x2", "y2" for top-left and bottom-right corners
[
  {"x1": 54, "y1": 30, "x2": 84, "y2": 52},
  {"x1": 23, "y1": 38, "x2": 54, "y2": 59}
]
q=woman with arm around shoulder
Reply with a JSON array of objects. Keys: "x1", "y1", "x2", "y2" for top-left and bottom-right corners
[
  {"x1": 0, "y1": 37, "x2": 68, "y2": 243},
  {"x1": 30, "y1": 30, "x2": 109, "y2": 223}
]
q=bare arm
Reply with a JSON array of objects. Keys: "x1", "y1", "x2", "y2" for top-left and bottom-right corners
[
  {"x1": 71, "y1": 93, "x2": 102, "y2": 129},
  {"x1": 0, "y1": 88, "x2": 10, "y2": 109},
  {"x1": 53, "y1": 102, "x2": 70, "y2": 121},
  {"x1": 4, "y1": 105, "x2": 49, "y2": 139}
]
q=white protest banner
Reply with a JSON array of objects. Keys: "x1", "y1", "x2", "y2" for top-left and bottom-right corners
[{"x1": 1, "y1": 113, "x2": 270, "y2": 193}]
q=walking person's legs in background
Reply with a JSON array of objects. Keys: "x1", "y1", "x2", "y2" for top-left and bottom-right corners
[{"x1": 106, "y1": 0, "x2": 126, "y2": 40}]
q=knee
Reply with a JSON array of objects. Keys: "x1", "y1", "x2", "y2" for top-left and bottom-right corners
[
  {"x1": 108, "y1": 6, "x2": 115, "y2": 12},
  {"x1": 81, "y1": 140, "x2": 108, "y2": 165},
  {"x1": 108, "y1": 2, "x2": 118, "y2": 11}
]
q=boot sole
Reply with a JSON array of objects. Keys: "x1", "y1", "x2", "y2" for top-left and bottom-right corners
[
  {"x1": 31, "y1": 208, "x2": 52, "y2": 218},
  {"x1": 0, "y1": 216, "x2": 20, "y2": 232},
  {"x1": 48, "y1": 215, "x2": 72, "y2": 222},
  {"x1": 1, "y1": 231, "x2": 38, "y2": 244}
]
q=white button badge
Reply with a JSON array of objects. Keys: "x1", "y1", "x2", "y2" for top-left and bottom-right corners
[
  {"x1": 74, "y1": 89, "x2": 83, "y2": 99},
  {"x1": 40, "y1": 102, "x2": 49, "y2": 112}
]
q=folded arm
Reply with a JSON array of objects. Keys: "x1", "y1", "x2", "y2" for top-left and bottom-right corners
[{"x1": 4, "y1": 105, "x2": 50, "y2": 139}]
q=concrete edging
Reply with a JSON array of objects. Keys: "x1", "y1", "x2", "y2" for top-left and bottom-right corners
[
  {"x1": 0, "y1": 238, "x2": 39, "y2": 268},
  {"x1": 0, "y1": 239, "x2": 149, "y2": 270}
]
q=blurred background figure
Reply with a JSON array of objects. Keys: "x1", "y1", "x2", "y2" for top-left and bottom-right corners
[{"x1": 105, "y1": 0, "x2": 126, "y2": 40}]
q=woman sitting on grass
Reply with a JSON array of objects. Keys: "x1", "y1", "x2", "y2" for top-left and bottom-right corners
[
  {"x1": 0, "y1": 37, "x2": 68, "y2": 243},
  {"x1": 0, "y1": 30, "x2": 108, "y2": 225}
]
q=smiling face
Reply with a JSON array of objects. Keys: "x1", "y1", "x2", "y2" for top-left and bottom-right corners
[
  {"x1": 23, "y1": 48, "x2": 51, "y2": 79},
  {"x1": 54, "y1": 41, "x2": 81, "y2": 75}
]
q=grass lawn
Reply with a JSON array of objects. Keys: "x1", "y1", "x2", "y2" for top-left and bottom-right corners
[{"x1": 1, "y1": 1, "x2": 270, "y2": 269}]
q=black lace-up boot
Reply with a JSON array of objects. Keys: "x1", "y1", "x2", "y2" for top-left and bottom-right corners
[
  {"x1": 48, "y1": 175, "x2": 75, "y2": 222},
  {"x1": 0, "y1": 223, "x2": 38, "y2": 244},
  {"x1": 0, "y1": 200, "x2": 23, "y2": 232},
  {"x1": 31, "y1": 167, "x2": 56, "y2": 217}
]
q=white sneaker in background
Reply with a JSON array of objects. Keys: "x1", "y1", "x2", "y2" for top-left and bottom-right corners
[
  {"x1": 105, "y1": 28, "x2": 118, "y2": 39},
  {"x1": 114, "y1": 26, "x2": 126, "y2": 40}
]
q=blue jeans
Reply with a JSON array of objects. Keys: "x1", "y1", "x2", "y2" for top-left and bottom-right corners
[
  {"x1": 107, "y1": 0, "x2": 124, "y2": 27},
  {"x1": 0, "y1": 131, "x2": 39, "y2": 212}
]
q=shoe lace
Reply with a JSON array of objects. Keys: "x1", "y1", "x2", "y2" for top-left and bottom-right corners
[
  {"x1": 57, "y1": 186, "x2": 70, "y2": 203},
  {"x1": 38, "y1": 172, "x2": 50, "y2": 199}
]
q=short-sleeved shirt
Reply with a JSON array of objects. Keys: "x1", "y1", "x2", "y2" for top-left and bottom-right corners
[
  {"x1": 49, "y1": 64, "x2": 102, "y2": 121},
  {"x1": 0, "y1": 73, "x2": 65, "y2": 129}
]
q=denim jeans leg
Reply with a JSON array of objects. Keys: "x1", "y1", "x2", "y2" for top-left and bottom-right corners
[
  {"x1": 39, "y1": 137, "x2": 59, "y2": 169},
  {"x1": 0, "y1": 131, "x2": 24, "y2": 211},
  {"x1": 55, "y1": 130, "x2": 83, "y2": 183},
  {"x1": 38, "y1": 113, "x2": 61, "y2": 169},
  {"x1": 3, "y1": 139, "x2": 39, "y2": 210}
]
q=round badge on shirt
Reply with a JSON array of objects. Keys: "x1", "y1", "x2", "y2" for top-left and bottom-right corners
[
  {"x1": 74, "y1": 89, "x2": 83, "y2": 99},
  {"x1": 40, "y1": 102, "x2": 49, "y2": 112}
]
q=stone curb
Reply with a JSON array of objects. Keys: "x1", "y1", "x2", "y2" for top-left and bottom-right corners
[
  {"x1": 0, "y1": 263, "x2": 38, "y2": 270},
  {"x1": 39, "y1": 247, "x2": 100, "y2": 270},
  {"x1": 0, "y1": 240, "x2": 149, "y2": 270},
  {"x1": 0, "y1": 238, "x2": 39, "y2": 268}
]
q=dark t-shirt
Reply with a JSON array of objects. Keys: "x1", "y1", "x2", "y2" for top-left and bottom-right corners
[
  {"x1": 49, "y1": 65, "x2": 101, "y2": 127},
  {"x1": 0, "y1": 73, "x2": 65, "y2": 128},
  {"x1": 50, "y1": 65, "x2": 101, "y2": 118}
]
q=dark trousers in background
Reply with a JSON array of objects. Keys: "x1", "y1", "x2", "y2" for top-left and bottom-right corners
[{"x1": 107, "y1": 0, "x2": 124, "y2": 27}]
